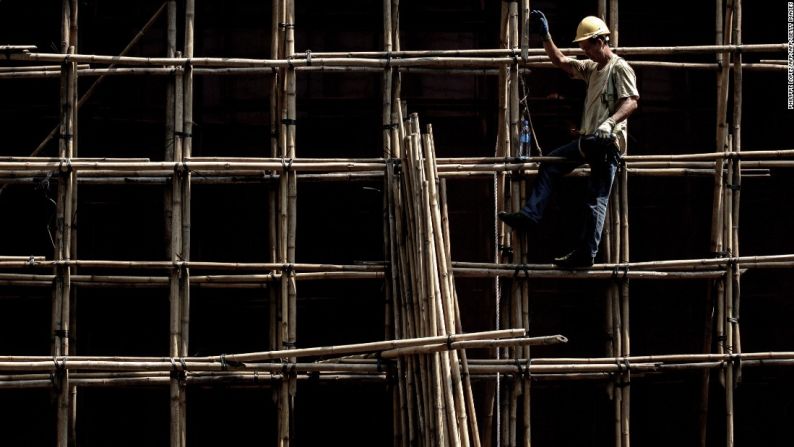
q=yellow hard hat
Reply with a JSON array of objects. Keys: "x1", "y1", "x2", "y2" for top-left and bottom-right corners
[{"x1": 573, "y1": 16, "x2": 610, "y2": 42}]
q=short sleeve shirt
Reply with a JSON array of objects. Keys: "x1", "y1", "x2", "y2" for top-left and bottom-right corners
[{"x1": 568, "y1": 55, "x2": 639, "y2": 153}]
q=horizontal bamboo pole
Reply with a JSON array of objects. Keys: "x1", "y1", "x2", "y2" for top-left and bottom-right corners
[
  {"x1": 0, "y1": 352, "x2": 790, "y2": 375},
  {"x1": 0, "y1": 150, "x2": 791, "y2": 175},
  {"x1": 6, "y1": 43, "x2": 786, "y2": 68},
  {"x1": 196, "y1": 329, "x2": 526, "y2": 363},
  {"x1": 379, "y1": 335, "x2": 567, "y2": 359},
  {"x1": 0, "y1": 259, "x2": 385, "y2": 271},
  {"x1": 1, "y1": 59, "x2": 784, "y2": 80},
  {"x1": 295, "y1": 43, "x2": 786, "y2": 58}
]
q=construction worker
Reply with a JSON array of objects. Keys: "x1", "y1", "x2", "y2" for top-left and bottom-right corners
[{"x1": 499, "y1": 11, "x2": 639, "y2": 268}]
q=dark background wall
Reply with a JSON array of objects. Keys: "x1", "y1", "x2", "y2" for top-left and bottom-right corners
[{"x1": 0, "y1": 1, "x2": 792, "y2": 446}]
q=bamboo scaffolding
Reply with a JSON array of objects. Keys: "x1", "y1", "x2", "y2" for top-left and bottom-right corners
[{"x1": 0, "y1": 2, "x2": 790, "y2": 446}]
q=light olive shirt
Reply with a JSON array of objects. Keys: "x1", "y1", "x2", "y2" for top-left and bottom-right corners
[{"x1": 568, "y1": 55, "x2": 639, "y2": 153}]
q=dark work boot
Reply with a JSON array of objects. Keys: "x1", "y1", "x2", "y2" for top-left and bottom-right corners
[
  {"x1": 553, "y1": 249, "x2": 594, "y2": 269},
  {"x1": 497, "y1": 211, "x2": 537, "y2": 232}
]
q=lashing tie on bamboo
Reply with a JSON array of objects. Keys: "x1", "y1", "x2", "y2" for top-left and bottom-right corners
[
  {"x1": 57, "y1": 158, "x2": 72, "y2": 174},
  {"x1": 280, "y1": 156, "x2": 294, "y2": 174},
  {"x1": 169, "y1": 357, "x2": 187, "y2": 383},
  {"x1": 27, "y1": 255, "x2": 37, "y2": 267},
  {"x1": 446, "y1": 334, "x2": 455, "y2": 351},
  {"x1": 611, "y1": 264, "x2": 629, "y2": 283},
  {"x1": 514, "y1": 357, "x2": 531, "y2": 380},
  {"x1": 498, "y1": 244, "x2": 514, "y2": 262},
  {"x1": 279, "y1": 22, "x2": 295, "y2": 30},
  {"x1": 305, "y1": 50, "x2": 311, "y2": 67},
  {"x1": 53, "y1": 329, "x2": 69, "y2": 341},
  {"x1": 513, "y1": 264, "x2": 530, "y2": 280},
  {"x1": 219, "y1": 354, "x2": 245, "y2": 370},
  {"x1": 281, "y1": 263, "x2": 294, "y2": 276},
  {"x1": 385, "y1": 51, "x2": 392, "y2": 69},
  {"x1": 615, "y1": 357, "x2": 631, "y2": 387},
  {"x1": 174, "y1": 130, "x2": 192, "y2": 140},
  {"x1": 51, "y1": 357, "x2": 67, "y2": 391},
  {"x1": 375, "y1": 352, "x2": 384, "y2": 373}
]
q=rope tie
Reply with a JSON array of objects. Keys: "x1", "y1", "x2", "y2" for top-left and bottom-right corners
[{"x1": 280, "y1": 157, "x2": 294, "y2": 173}]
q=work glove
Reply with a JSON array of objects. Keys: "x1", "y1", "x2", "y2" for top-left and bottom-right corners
[
  {"x1": 529, "y1": 10, "x2": 550, "y2": 40},
  {"x1": 594, "y1": 117, "x2": 616, "y2": 143}
]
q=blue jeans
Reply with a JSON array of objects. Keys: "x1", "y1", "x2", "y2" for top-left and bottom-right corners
[{"x1": 520, "y1": 138, "x2": 619, "y2": 258}]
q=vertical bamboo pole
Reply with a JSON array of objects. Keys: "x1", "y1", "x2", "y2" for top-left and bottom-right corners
[
  {"x1": 724, "y1": 2, "x2": 741, "y2": 446},
  {"x1": 67, "y1": 2, "x2": 79, "y2": 445},
  {"x1": 165, "y1": 0, "x2": 177, "y2": 259},
  {"x1": 381, "y1": 3, "x2": 399, "y2": 443},
  {"x1": 619, "y1": 169, "x2": 631, "y2": 447},
  {"x1": 609, "y1": 0, "x2": 619, "y2": 49},
  {"x1": 169, "y1": 47, "x2": 185, "y2": 447},
  {"x1": 440, "y1": 179, "x2": 482, "y2": 447},
  {"x1": 489, "y1": 4, "x2": 511, "y2": 446},
  {"x1": 730, "y1": 0, "x2": 743, "y2": 385},
  {"x1": 179, "y1": 2, "x2": 195, "y2": 446},
  {"x1": 54, "y1": 34, "x2": 76, "y2": 447},
  {"x1": 269, "y1": 0, "x2": 283, "y2": 359},
  {"x1": 609, "y1": 198, "x2": 623, "y2": 447},
  {"x1": 285, "y1": 0, "x2": 298, "y2": 444},
  {"x1": 699, "y1": 2, "x2": 725, "y2": 445},
  {"x1": 599, "y1": 0, "x2": 607, "y2": 20},
  {"x1": 427, "y1": 127, "x2": 470, "y2": 447}
]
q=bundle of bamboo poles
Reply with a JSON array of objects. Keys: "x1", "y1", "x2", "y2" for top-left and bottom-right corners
[{"x1": 386, "y1": 111, "x2": 480, "y2": 446}]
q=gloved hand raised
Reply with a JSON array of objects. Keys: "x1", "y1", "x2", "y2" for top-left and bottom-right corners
[
  {"x1": 594, "y1": 117, "x2": 616, "y2": 142},
  {"x1": 529, "y1": 10, "x2": 550, "y2": 38}
]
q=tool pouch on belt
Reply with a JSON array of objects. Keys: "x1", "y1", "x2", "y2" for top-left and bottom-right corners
[{"x1": 579, "y1": 135, "x2": 620, "y2": 166}]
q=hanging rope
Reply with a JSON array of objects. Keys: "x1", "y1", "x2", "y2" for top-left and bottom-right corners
[{"x1": 519, "y1": 73, "x2": 543, "y2": 156}]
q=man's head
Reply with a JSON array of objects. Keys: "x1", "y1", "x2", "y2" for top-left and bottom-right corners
[{"x1": 573, "y1": 16, "x2": 612, "y2": 63}]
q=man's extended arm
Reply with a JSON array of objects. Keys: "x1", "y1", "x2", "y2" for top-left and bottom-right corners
[{"x1": 530, "y1": 10, "x2": 578, "y2": 77}]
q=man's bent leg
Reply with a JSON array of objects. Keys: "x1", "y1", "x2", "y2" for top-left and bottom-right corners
[{"x1": 520, "y1": 139, "x2": 583, "y2": 222}]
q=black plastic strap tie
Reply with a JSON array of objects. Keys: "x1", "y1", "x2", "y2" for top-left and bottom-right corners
[
  {"x1": 305, "y1": 50, "x2": 311, "y2": 67},
  {"x1": 281, "y1": 118, "x2": 297, "y2": 126},
  {"x1": 27, "y1": 256, "x2": 37, "y2": 267},
  {"x1": 726, "y1": 183, "x2": 741, "y2": 191},
  {"x1": 59, "y1": 133, "x2": 73, "y2": 141},
  {"x1": 281, "y1": 340, "x2": 296, "y2": 348},
  {"x1": 59, "y1": 159, "x2": 73, "y2": 174},
  {"x1": 446, "y1": 335, "x2": 454, "y2": 350},
  {"x1": 280, "y1": 158, "x2": 293, "y2": 172},
  {"x1": 174, "y1": 131, "x2": 192, "y2": 138},
  {"x1": 514, "y1": 358, "x2": 526, "y2": 378},
  {"x1": 712, "y1": 250, "x2": 730, "y2": 258},
  {"x1": 376, "y1": 352, "x2": 383, "y2": 372},
  {"x1": 611, "y1": 264, "x2": 629, "y2": 283},
  {"x1": 498, "y1": 244, "x2": 514, "y2": 260},
  {"x1": 513, "y1": 265, "x2": 530, "y2": 280},
  {"x1": 385, "y1": 51, "x2": 392, "y2": 68},
  {"x1": 54, "y1": 329, "x2": 69, "y2": 339},
  {"x1": 281, "y1": 263, "x2": 294, "y2": 275},
  {"x1": 383, "y1": 123, "x2": 398, "y2": 130}
]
